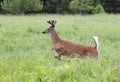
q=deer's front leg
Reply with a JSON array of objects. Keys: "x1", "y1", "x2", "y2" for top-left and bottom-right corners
[
  {"x1": 51, "y1": 47, "x2": 61, "y2": 60},
  {"x1": 51, "y1": 47, "x2": 69, "y2": 62},
  {"x1": 55, "y1": 47, "x2": 70, "y2": 62},
  {"x1": 51, "y1": 47, "x2": 57, "y2": 57},
  {"x1": 54, "y1": 54, "x2": 61, "y2": 60}
]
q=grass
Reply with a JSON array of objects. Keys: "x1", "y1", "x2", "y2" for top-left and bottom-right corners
[{"x1": 0, "y1": 14, "x2": 120, "y2": 82}]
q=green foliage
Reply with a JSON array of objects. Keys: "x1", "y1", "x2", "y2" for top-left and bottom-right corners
[
  {"x1": 0, "y1": 14, "x2": 120, "y2": 82},
  {"x1": 1, "y1": 0, "x2": 42, "y2": 14},
  {"x1": 69, "y1": 0, "x2": 80, "y2": 13},
  {"x1": 80, "y1": 0, "x2": 94, "y2": 12},
  {"x1": 58, "y1": 0, "x2": 71, "y2": 14},
  {"x1": 92, "y1": 4, "x2": 105, "y2": 14},
  {"x1": 42, "y1": 0, "x2": 71, "y2": 14},
  {"x1": 69, "y1": 0, "x2": 105, "y2": 14},
  {"x1": 101, "y1": 0, "x2": 120, "y2": 13},
  {"x1": 0, "y1": 0, "x2": 120, "y2": 14}
]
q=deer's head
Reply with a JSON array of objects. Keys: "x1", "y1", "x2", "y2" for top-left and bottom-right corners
[{"x1": 42, "y1": 20, "x2": 56, "y2": 34}]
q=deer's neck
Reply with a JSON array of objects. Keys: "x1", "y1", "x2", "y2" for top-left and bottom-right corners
[{"x1": 50, "y1": 29, "x2": 61, "y2": 45}]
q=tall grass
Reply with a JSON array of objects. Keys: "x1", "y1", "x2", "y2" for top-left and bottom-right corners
[{"x1": 0, "y1": 14, "x2": 120, "y2": 82}]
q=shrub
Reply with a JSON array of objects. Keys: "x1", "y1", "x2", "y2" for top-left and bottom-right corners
[
  {"x1": 1, "y1": 0, "x2": 43, "y2": 14},
  {"x1": 92, "y1": 4, "x2": 105, "y2": 14},
  {"x1": 69, "y1": 0, "x2": 94, "y2": 14},
  {"x1": 69, "y1": 0, "x2": 105, "y2": 14}
]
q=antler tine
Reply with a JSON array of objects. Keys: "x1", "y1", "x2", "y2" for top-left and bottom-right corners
[
  {"x1": 47, "y1": 20, "x2": 51, "y2": 24},
  {"x1": 47, "y1": 20, "x2": 57, "y2": 25},
  {"x1": 52, "y1": 20, "x2": 57, "y2": 25}
]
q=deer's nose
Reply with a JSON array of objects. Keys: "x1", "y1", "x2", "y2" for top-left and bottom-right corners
[{"x1": 42, "y1": 31, "x2": 45, "y2": 34}]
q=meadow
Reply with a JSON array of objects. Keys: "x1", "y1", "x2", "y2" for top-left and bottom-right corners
[{"x1": 0, "y1": 14, "x2": 120, "y2": 82}]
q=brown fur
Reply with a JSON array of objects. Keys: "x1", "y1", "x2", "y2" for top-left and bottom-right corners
[{"x1": 42, "y1": 20, "x2": 99, "y2": 62}]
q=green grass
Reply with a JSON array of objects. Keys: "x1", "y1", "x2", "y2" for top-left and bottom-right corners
[{"x1": 0, "y1": 14, "x2": 120, "y2": 82}]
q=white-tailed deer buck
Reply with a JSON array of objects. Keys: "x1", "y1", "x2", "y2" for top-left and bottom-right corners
[{"x1": 42, "y1": 20, "x2": 100, "y2": 62}]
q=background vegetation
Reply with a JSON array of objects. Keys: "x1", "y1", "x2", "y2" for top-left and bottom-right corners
[
  {"x1": 1, "y1": 0, "x2": 42, "y2": 14},
  {"x1": 0, "y1": 0, "x2": 120, "y2": 14},
  {"x1": 0, "y1": 14, "x2": 120, "y2": 82}
]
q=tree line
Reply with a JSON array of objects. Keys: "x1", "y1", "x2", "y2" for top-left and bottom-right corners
[{"x1": 0, "y1": 0, "x2": 120, "y2": 14}]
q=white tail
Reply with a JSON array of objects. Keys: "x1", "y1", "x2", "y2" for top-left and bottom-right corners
[{"x1": 93, "y1": 36, "x2": 100, "y2": 58}]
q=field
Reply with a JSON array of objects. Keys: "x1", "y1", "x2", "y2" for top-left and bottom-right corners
[{"x1": 0, "y1": 14, "x2": 120, "y2": 82}]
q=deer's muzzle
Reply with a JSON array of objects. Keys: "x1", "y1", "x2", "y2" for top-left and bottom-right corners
[{"x1": 42, "y1": 31, "x2": 46, "y2": 34}]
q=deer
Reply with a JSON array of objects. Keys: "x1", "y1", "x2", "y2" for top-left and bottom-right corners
[{"x1": 42, "y1": 20, "x2": 100, "y2": 62}]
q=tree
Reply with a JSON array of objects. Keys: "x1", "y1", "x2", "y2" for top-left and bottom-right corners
[
  {"x1": 69, "y1": 0, "x2": 80, "y2": 13},
  {"x1": 57, "y1": 0, "x2": 72, "y2": 14},
  {"x1": 70, "y1": 0, "x2": 94, "y2": 14},
  {"x1": 1, "y1": 0, "x2": 43, "y2": 14},
  {"x1": 69, "y1": 0, "x2": 104, "y2": 14},
  {"x1": 101, "y1": 0, "x2": 120, "y2": 13},
  {"x1": 42, "y1": 0, "x2": 71, "y2": 14},
  {"x1": 0, "y1": 0, "x2": 4, "y2": 10}
]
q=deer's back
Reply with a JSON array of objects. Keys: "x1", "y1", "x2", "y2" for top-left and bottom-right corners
[{"x1": 54, "y1": 39, "x2": 98, "y2": 57}]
